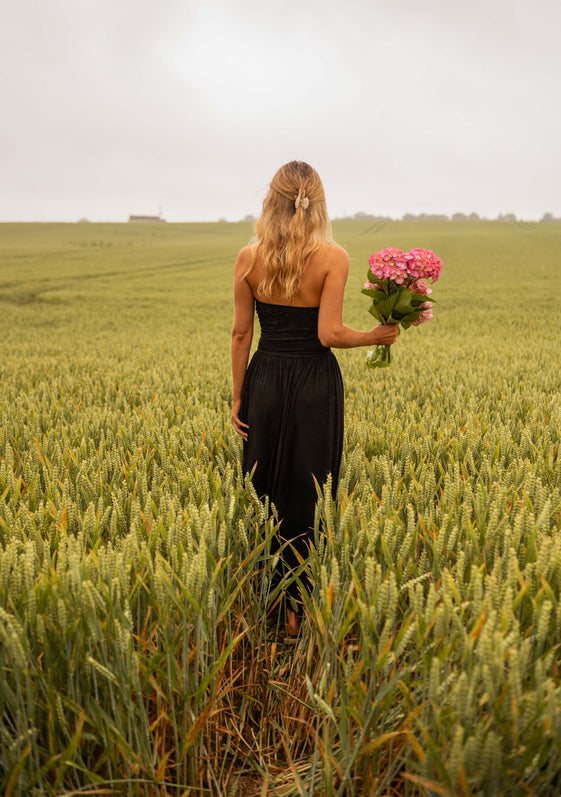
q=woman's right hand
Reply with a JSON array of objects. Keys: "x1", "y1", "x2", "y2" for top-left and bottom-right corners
[
  {"x1": 231, "y1": 398, "x2": 249, "y2": 441},
  {"x1": 371, "y1": 324, "x2": 400, "y2": 345}
]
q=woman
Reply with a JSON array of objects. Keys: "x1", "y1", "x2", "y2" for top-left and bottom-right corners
[{"x1": 231, "y1": 161, "x2": 398, "y2": 638}]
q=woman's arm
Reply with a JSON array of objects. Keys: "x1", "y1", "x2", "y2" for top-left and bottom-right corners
[
  {"x1": 317, "y1": 247, "x2": 399, "y2": 349},
  {"x1": 231, "y1": 247, "x2": 255, "y2": 440}
]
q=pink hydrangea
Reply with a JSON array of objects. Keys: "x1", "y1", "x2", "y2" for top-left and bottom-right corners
[
  {"x1": 364, "y1": 280, "x2": 382, "y2": 290},
  {"x1": 410, "y1": 279, "x2": 432, "y2": 295},
  {"x1": 368, "y1": 247, "x2": 409, "y2": 285},
  {"x1": 411, "y1": 304, "x2": 434, "y2": 326},
  {"x1": 403, "y1": 249, "x2": 442, "y2": 281}
]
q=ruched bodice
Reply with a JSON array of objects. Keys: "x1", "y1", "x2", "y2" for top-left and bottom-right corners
[
  {"x1": 240, "y1": 295, "x2": 344, "y2": 612},
  {"x1": 256, "y1": 299, "x2": 328, "y2": 356}
]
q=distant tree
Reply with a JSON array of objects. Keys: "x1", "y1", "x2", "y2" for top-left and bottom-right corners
[
  {"x1": 468, "y1": 212, "x2": 480, "y2": 221},
  {"x1": 402, "y1": 213, "x2": 444, "y2": 221},
  {"x1": 497, "y1": 213, "x2": 516, "y2": 222},
  {"x1": 353, "y1": 211, "x2": 376, "y2": 220},
  {"x1": 242, "y1": 214, "x2": 256, "y2": 223},
  {"x1": 539, "y1": 212, "x2": 561, "y2": 223},
  {"x1": 217, "y1": 217, "x2": 227, "y2": 223},
  {"x1": 401, "y1": 212, "x2": 450, "y2": 221},
  {"x1": 452, "y1": 212, "x2": 468, "y2": 221},
  {"x1": 77, "y1": 217, "x2": 90, "y2": 223}
]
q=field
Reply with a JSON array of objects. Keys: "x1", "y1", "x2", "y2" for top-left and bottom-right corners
[{"x1": 1, "y1": 219, "x2": 561, "y2": 796}]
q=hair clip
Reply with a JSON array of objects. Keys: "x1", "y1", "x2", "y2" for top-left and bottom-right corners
[{"x1": 295, "y1": 189, "x2": 309, "y2": 210}]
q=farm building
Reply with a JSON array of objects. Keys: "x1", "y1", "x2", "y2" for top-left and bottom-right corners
[{"x1": 128, "y1": 215, "x2": 166, "y2": 223}]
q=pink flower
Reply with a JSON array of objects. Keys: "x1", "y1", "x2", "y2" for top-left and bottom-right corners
[
  {"x1": 410, "y1": 279, "x2": 432, "y2": 295},
  {"x1": 368, "y1": 247, "x2": 408, "y2": 284},
  {"x1": 364, "y1": 280, "x2": 382, "y2": 290},
  {"x1": 411, "y1": 303, "x2": 434, "y2": 326},
  {"x1": 403, "y1": 249, "x2": 442, "y2": 281}
]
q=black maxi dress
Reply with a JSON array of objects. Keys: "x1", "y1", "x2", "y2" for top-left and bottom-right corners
[{"x1": 239, "y1": 299, "x2": 344, "y2": 608}]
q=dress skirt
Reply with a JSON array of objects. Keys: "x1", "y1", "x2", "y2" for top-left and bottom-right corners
[{"x1": 239, "y1": 300, "x2": 344, "y2": 608}]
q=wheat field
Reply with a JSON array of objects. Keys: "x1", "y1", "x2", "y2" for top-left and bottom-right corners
[{"x1": 1, "y1": 220, "x2": 560, "y2": 795}]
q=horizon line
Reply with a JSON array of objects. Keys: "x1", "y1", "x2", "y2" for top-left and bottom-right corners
[{"x1": 1, "y1": 213, "x2": 560, "y2": 224}]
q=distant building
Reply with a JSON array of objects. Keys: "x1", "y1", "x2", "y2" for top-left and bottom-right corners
[{"x1": 128, "y1": 215, "x2": 166, "y2": 223}]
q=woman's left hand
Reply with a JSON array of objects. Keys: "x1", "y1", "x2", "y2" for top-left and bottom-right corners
[{"x1": 231, "y1": 399, "x2": 249, "y2": 440}]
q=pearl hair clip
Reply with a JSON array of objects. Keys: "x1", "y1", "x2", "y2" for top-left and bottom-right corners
[{"x1": 294, "y1": 188, "x2": 309, "y2": 210}]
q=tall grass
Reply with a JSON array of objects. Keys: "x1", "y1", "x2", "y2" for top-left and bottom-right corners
[{"x1": 1, "y1": 220, "x2": 560, "y2": 794}]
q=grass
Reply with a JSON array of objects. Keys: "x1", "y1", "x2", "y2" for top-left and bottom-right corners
[{"x1": 0, "y1": 220, "x2": 560, "y2": 795}]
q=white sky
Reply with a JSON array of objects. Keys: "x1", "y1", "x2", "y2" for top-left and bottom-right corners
[{"x1": 1, "y1": 0, "x2": 560, "y2": 221}]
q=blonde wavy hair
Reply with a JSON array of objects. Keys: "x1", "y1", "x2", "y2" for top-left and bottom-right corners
[{"x1": 247, "y1": 161, "x2": 334, "y2": 300}]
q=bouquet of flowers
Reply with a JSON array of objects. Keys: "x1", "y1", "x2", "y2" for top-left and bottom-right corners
[{"x1": 362, "y1": 247, "x2": 442, "y2": 368}]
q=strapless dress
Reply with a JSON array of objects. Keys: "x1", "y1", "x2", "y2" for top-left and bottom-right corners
[{"x1": 240, "y1": 299, "x2": 344, "y2": 608}]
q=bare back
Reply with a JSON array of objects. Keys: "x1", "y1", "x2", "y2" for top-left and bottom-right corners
[{"x1": 244, "y1": 243, "x2": 348, "y2": 307}]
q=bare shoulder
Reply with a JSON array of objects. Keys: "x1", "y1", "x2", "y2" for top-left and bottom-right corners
[
  {"x1": 327, "y1": 243, "x2": 349, "y2": 262},
  {"x1": 325, "y1": 243, "x2": 349, "y2": 272},
  {"x1": 235, "y1": 244, "x2": 254, "y2": 274},
  {"x1": 236, "y1": 244, "x2": 253, "y2": 263}
]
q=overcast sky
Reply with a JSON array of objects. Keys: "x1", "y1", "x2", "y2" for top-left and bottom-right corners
[{"x1": 1, "y1": 0, "x2": 560, "y2": 222}]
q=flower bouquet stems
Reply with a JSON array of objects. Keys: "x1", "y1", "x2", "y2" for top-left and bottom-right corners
[{"x1": 366, "y1": 342, "x2": 393, "y2": 369}]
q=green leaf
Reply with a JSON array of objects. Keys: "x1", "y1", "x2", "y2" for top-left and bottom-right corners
[
  {"x1": 393, "y1": 287, "x2": 417, "y2": 316},
  {"x1": 409, "y1": 294, "x2": 430, "y2": 307},
  {"x1": 361, "y1": 287, "x2": 387, "y2": 303},
  {"x1": 368, "y1": 305, "x2": 384, "y2": 322},
  {"x1": 374, "y1": 293, "x2": 401, "y2": 320}
]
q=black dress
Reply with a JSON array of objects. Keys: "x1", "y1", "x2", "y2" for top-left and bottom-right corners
[{"x1": 240, "y1": 299, "x2": 344, "y2": 608}]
